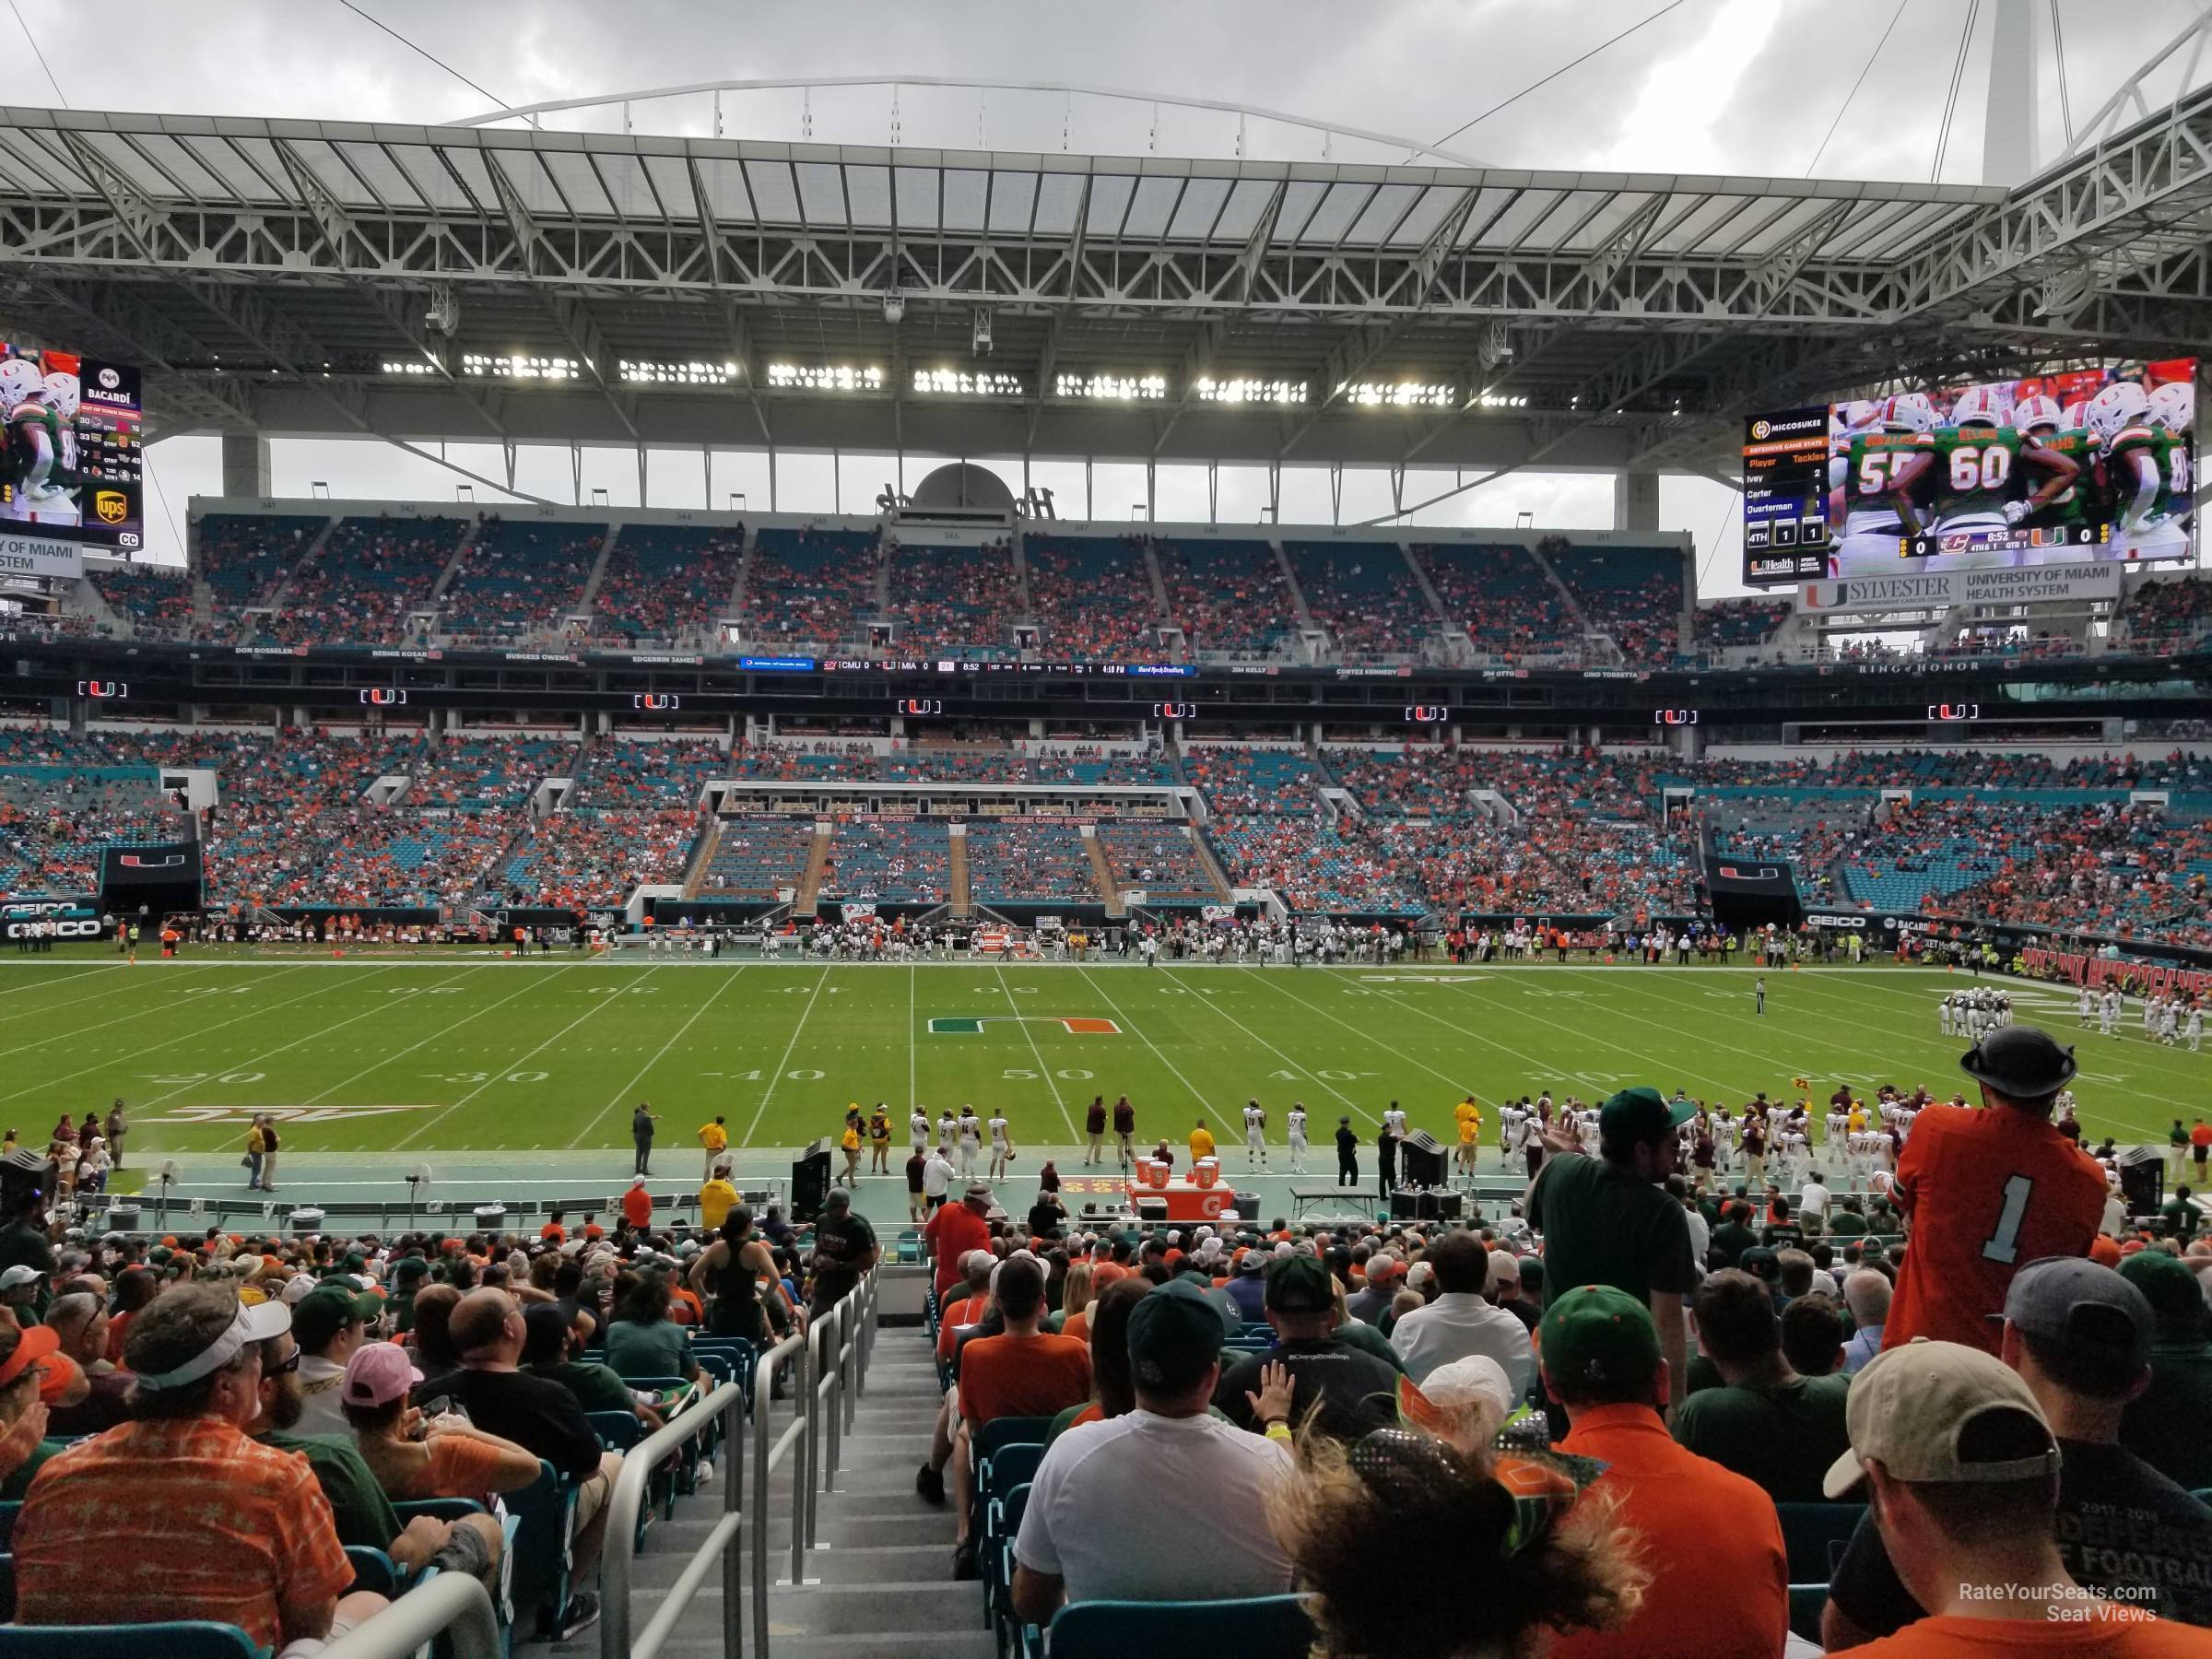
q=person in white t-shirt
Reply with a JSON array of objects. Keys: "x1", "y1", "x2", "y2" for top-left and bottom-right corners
[
  {"x1": 1798, "y1": 1172, "x2": 1832, "y2": 1223},
  {"x1": 1241, "y1": 1100, "x2": 1267, "y2": 1169},
  {"x1": 1013, "y1": 1280, "x2": 1293, "y2": 1623}
]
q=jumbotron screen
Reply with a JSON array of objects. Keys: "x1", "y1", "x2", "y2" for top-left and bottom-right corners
[
  {"x1": 0, "y1": 343, "x2": 144, "y2": 551},
  {"x1": 1741, "y1": 359, "x2": 2196, "y2": 585}
]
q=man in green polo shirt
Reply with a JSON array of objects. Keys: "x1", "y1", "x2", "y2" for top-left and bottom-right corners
[{"x1": 1525, "y1": 1086, "x2": 1699, "y2": 1413}]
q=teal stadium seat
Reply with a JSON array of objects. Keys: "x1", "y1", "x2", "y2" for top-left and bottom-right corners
[{"x1": 1045, "y1": 1594, "x2": 1318, "y2": 1659}]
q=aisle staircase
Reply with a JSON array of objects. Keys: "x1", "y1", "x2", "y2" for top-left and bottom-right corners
[
  {"x1": 794, "y1": 823, "x2": 833, "y2": 917},
  {"x1": 1084, "y1": 830, "x2": 1124, "y2": 918},
  {"x1": 949, "y1": 829, "x2": 971, "y2": 919},
  {"x1": 554, "y1": 1294, "x2": 988, "y2": 1659}
]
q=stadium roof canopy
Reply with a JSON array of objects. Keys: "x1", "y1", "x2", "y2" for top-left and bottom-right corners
[{"x1": 0, "y1": 80, "x2": 2204, "y2": 490}]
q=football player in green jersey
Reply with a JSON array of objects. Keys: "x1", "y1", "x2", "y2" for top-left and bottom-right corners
[
  {"x1": 2088, "y1": 382, "x2": 2192, "y2": 561},
  {"x1": 1919, "y1": 385, "x2": 2079, "y2": 564},
  {"x1": 1829, "y1": 394, "x2": 1938, "y2": 576},
  {"x1": 2010, "y1": 394, "x2": 2099, "y2": 546}
]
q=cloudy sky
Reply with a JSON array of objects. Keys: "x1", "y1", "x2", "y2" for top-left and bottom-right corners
[{"x1": 6, "y1": 0, "x2": 2197, "y2": 590}]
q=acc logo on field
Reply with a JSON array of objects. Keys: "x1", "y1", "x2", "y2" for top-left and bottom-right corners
[{"x1": 92, "y1": 490, "x2": 128, "y2": 524}]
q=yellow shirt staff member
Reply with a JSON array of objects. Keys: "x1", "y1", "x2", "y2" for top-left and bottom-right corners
[
  {"x1": 698, "y1": 1116, "x2": 730, "y2": 1179},
  {"x1": 1189, "y1": 1119, "x2": 1217, "y2": 1163},
  {"x1": 1453, "y1": 1096, "x2": 1482, "y2": 1171},
  {"x1": 839, "y1": 1121, "x2": 863, "y2": 1190},
  {"x1": 700, "y1": 1171, "x2": 739, "y2": 1230}
]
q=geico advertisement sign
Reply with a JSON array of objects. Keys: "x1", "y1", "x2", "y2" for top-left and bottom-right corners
[{"x1": 3, "y1": 918, "x2": 102, "y2": 939}]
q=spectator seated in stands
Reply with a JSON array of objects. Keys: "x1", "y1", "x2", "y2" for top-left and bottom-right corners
[
  {"x1": 1671, "y1": 1267, "x2": 1852, "y2": 1503},
  {"x1": 1012, "y1": 1278, "x2": 1293, "y2": 1624},
  {"x1": 1022, "y1": 535, "x2": 1162, "y2": 660},
  {"x1": 1385, "y1": 1230, "x2": 1534, "y2": 1396},
  {"x1": 2123, "y1": 575, "x2": 2212, "y2": 654},
  {"x1": 1215, "y1": 1254, "x2": 1401, "y2": 1441},
  {"x1": 246, "y1": 1300, "x2": 502, "y2": 1585},
  {"x1": 1551, "y1": 542, "x2": 1683, "y2": 666},
  {"x1": 890, "y1": 539, "x2": 1023, "y2": 658},
  {"x1": 288, "y1": 1284, "x2": 378, "y2": 1437},
  {"x1": 272, "y1": 514, "x2": 465, "y2": 647},
  {"x1": 602, "y1": 1271, "x2": 699, "y2": 1384},
  {"x1": 1694, "y1": 596, "x2": 1792, "y2": 654},
  {"x1": 1285, "y1": 541, "x2": 1439, "y2": 658},
  {"x1": 950, "y1": 1253, "x2": 1091, "y2": 1580},
  {"x1": 1823, "y1": 1323, "x2": 2211, "y2": 1653},
  {"x1": 440, "y1": 518, "x2": 605, "y2": 643},
  {"x1": 88, "y1": 564, "x2": 194, "y2": 641},
  {"x1": 11, "y1": 1283, "x2": 390, "y2": 1650},
  {"x1": 197, "y1": 512, "x2": 327, "y2": 638},
  {"x1": 1823, "y1": 1258, "x2": 2212, "y2": 1646},
  {"x1": 743, "y1": 526, "x2": 881, "y2": 647},
  {"x1": 589, "y1": 524, "x2": 742, "y2": 645},
  {"x1": 342, "y1": 1339, "x2": 546, "y2": 1507},
  {"x1": 1416, "y1": 541, "x2": 1582, "y2": 662},
  {"x1": 520, "y1": 1301, "x2": 665, "y2": 1434},
  {"x1": 1153, "y1": 538, "x2": 1296, "y2": 656},
  {"x1": 1540, "y1": 1284, "x2": 1789, "y2": 1659},
  {"x1": 414, "y1": 1286, "x2": 625, "y2": 1632},
  {"x1": 2117, "y1": 1249, "x2": 2212, "y2": 1492},
  {"x1": 965, "y1": 819, "x2": 1100, "y2": 904},
  {"x1": 1272, "y1": 1404, "x2": 1646, "y2": 1656}
]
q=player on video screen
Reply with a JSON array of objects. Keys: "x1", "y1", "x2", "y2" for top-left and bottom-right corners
[
  {"x1": 1829, "y1": 393, "x2": 1936, "y2": 576},
  {"x1": 2089, "y1": 381, "x2": 2193, "y2": 562}
]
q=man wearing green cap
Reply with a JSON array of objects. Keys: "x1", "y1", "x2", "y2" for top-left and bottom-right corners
[
  {"x1": 2119, "y1": 1248, "x2": 2212, "y2": 1491},
  {"x1": 1526, "y1": 1086, "x2": 1699, "y2": 1413},
  {"x1": 1216, "y1": 1253, "x2": 1401, "y2": 1442},
  {"x1": 291, "y1": 1286, "x2": 381, "y2": 1438},
  {"x1": 1541, "y1": 1285, "x2": 1788, "y2": 1659}
]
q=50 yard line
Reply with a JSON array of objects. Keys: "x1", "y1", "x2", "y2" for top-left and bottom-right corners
[{"x1": 997, "y1": 966, "x2": 1078, "y2": 1139}]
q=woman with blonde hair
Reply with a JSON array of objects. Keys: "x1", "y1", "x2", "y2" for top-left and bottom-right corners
[{"x1": 1049, "y1": 1262, "x2": 1094, "y2": 1340}]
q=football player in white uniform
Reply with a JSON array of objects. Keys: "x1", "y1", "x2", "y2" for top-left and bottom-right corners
[
  {"x1": 1286, "y1": 1102, "x2": 1309, "y2": 1172},
  {"x1": 1241, "y1": 1099, "x2": 1268, "y2": 1169},
  {"x1": 2089, "y1": 382, "x2": 2190, "y2": 560}
]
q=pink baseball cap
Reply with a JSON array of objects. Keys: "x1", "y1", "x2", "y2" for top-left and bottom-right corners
[{"x1": 341, "y1": 1340, "x2": 423, "y2": 1408}]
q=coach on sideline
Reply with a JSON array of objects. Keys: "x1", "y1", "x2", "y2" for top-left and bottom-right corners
[
  {"x1": 1882, "y1": 1025, "x2": 2105, "y2": 1355},
  {"x1": 1526, "y1": 1087, "x2": 1699, "y2": 1414}
]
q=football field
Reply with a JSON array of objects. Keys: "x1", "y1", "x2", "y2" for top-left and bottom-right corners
[{"x1": 0, "y1": 950, "x2": 2200, "y2": 1169}]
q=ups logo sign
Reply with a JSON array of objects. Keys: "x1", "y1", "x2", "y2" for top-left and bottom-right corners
[{"x1": 92, "y1": 490, "x2": 128, "y2": 524}]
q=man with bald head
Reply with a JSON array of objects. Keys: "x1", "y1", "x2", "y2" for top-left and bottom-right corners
[
  {"x1": 415, "y1": 1287, "x2": 624, "y2": 1632},
  {"x1": 44, "y1": 1289, "x2": 129, "y2": 1435}
]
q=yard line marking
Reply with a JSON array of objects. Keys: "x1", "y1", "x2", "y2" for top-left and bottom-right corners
[
  {"x1": 0, "y1": 964, "x2": 248, "y2": 1059},
  {"x1": 742, "y1": 969, "x2": 831, "y2": 1147},
  {"x1": 298, "y1": 965, "x2": 581, "y2": 1105},
  {"x1": 0, "y1": 963, "x2": 131, "y2": 1012},
  {"x1": 394, "y1": 969, "x2": 653, "y2": 1151},
  {"x1": 0, "y1": 964, "x2": 334, "y2": 1103},
  {"x1": 1238, "y1": 970, "x2": 1485, "y2": 1099},
  {"x1": 1403, "y1": 971, "x2": 1748, "y2": 1098},
  {"x1": 1158, "y1": 966, "x2": 1374, "y2": 1124},
  {"x1": 1075, "y1": 966, "x2": 1207, "y2": 1111},
  {"x1": 907, "y1": 963, "x2": 917, "y2": 1112},
  {"x1": 130, "y1": 968, "x2": 480, "y2": 1112},
  {"x1": 570, "y1": 968, "x2": 747, "y2": 1148},
  {"x1": 996, "y1": 967, "x2": 1078, "y2": 1140}
]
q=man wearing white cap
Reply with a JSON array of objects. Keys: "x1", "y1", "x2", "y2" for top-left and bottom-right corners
[
  {"x1": 11, "y1": 1282, "x2": 385, "y2": 1650},
  {"x1": 1819, "y1": 1334, "x2": 2201, "y2": 1655}
]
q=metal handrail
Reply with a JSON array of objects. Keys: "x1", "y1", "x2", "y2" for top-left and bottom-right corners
[
  {"x1": 601, "y1": 1376, "x2": 749, "y2": 1659},
  {"x1": 593, "y1": 1268, "x2": 881, "y2": 1659},
  {"x1": 315, "y1": 1567, "x2": 501, "y2": 1659},
  {"x1": 752, "y1": 1327, "x2": 811, "y2": 1656}
]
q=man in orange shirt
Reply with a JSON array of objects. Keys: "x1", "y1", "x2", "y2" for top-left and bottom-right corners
[
  {"x1": 14, "y1": 1284, "x2": 378, "y2": 1650},
  {"x1": 923, "y1": 1183, "x2": 994, "y2": 1303},
  {"x1": 949, "y1": 1254, "x2": 1091, "y2": 1581},
  {"x1": 1542, "y1": 1284, "x2": 1788, "y2": 1659},
  {"x1": 620, "y1": 1177, "x2": 654, "y2": 1233},
  {"x1": 1885, "y1": 1026, "x2": 2105, "y2": 1355},
  {"x1": 1819, "y1": 1337, "x2": 2201, "y2": 1657}
]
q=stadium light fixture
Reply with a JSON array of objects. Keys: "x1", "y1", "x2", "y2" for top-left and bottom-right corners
[
  {"x1": 460, "y1": 352, "x2": 582, "y2": 382},
  {"x1": 1056, "y1": 372, "x2": 1168, "y2": 401},
  {"x1": 972, "y1": 308, "x2": 994, "y2": 357},
  {"x1": 765, "y1": 364, "x2": 885, "y2": 392},
  {"x1": 912, "y1": 368, "x2": 1025, "y2": 397},
  {"x1": 1194, "y1": 377, "x2": 1308, "y2": 406},
  {"x1": 619, "y1": 359, "x2": 741, "y2": 386},
  {"x1": 883, "y1": 292, "x2": 906, "y2": 324},
  {"x1": 1336, "y1": 381, "x2": 1454, "y2": 408}
]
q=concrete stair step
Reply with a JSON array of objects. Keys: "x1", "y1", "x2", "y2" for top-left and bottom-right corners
[{"x1": 631, "y1": 1541, "x2": 945, "y2": 1590}]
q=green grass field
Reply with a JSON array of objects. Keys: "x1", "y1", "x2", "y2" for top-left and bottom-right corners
[{"x1": 0, "y1": 951, "x2": 2199, "y2": 1162}]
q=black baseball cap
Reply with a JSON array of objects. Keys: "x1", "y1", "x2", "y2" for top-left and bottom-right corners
[
  {"x1": 1126, "y1": 1279, "x2": 1227, "y2": 1391},
  {"x1": 1265, "y1": 1253, "x2": 1335, "y2": 1314}
]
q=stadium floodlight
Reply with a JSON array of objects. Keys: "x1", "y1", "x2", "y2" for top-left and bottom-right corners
[
  {"x1": 1056, "y1": 372, "x2": 1168, "y2": 401},
  {"x1": 381, "y1": 359, "x2": 441, "y2": 377},
  {"x1": 1194, "y1": 377, "x2": 1308, "y2": 406},
  {"x1": 460, "y1": 352, "x2": 582, "y2": 382},
  {"x1": 766, "y1": 363, "x2": 884, "y2": 393},
  {"x1": 1336, "y1": 381, "x2": 1455, "y2": 408},
  {"x1": 883, "y1": 291, "x2": 906, "y2": 324},
  {"x1": 619, "y1": 359, "x2": 740, "y2": 386},
  {"x1": 912, "y1": 368, "x2": 1025, "y2": 398}
]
